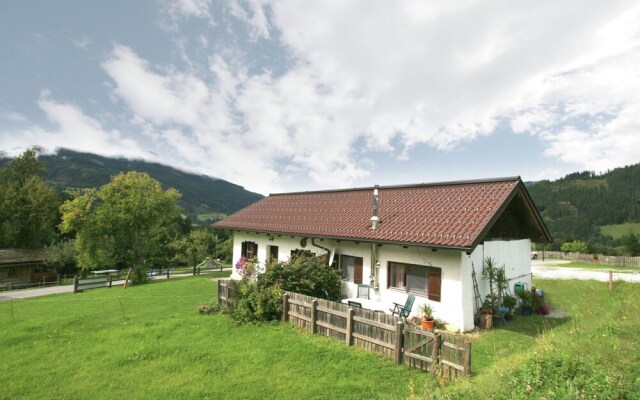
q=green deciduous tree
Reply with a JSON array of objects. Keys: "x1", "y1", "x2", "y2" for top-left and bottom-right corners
[
  {"x1": 59, "y1": 171, "x2": 182, "y2": 272},
  {"x1": 560, "y1": 240, "x2": 589, "y2": 254},
  {"x1": 44, "y1": 238, "x2": 78, "y2": 274},
  {"x1": 0, "y1": 149, "x2": 60, "y2": 248},
  {"x1": 171, "y1": 228, "x2": 217, "y2": 269},
  {"x1": 622, "y1": 230, "x2": 640, "y2": 256}
]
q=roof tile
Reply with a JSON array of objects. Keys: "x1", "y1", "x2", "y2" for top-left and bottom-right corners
[{"x1": 214, "y1": 177, "x2": 529, "y2": 249}]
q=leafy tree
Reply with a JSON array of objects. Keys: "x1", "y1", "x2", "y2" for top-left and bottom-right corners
[
  {"x1": 0, "y1": 149, "x2": 60, "y2": 248},
  {"x1": 44, "y1": 239, "x2": 78, "y2": 275},
  {"x1": 260, "y1": 253, "x2": 343, "y2": 300},
  {"x1": 171, "y1": 227, "x2": 219, "y2": 271},
  {"x1": 622, "y1": 231, "x2": 640, "y2": 256},
  {"x1": 59, "y1": 171, "x2": 182, "y2": 272},
  {"x1": 561, "y1": 240, "x2": 589, "y2": 253},
  {"x1": 213, "y1": 232, "x2": 233, "y2": 263}
]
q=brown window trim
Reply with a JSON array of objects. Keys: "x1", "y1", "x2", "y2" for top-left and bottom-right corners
[{"x1": 387, "y1": 261, "x2": 441, "y2": 302}]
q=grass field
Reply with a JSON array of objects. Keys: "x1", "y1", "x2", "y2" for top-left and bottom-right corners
[
  {"x1": 196, "y1": 212, "x2": 227, "y2": 222},
  {"x1": 600, "y1": 222, "x2": 640, "y2": 239},
  {"x1": 1, "y1": 276, "x2": 639, "y2": 399}
]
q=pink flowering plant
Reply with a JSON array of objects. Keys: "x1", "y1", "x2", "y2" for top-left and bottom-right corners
[{"x1": 235, "y1": 256, "x2": 257, "y2": 279}]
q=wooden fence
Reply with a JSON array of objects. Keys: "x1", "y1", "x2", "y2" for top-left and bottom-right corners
[
  {"x1": 542, "y1": 251, "x2": 640, "y2": 267},
  {"x1": 217, "y1": 280, "x2": 234, "y2": 308},
  {"x1": 73, "y1": 276, "x2": 112, "y2": 292},
  {"x1": 216, "y1": 280, "x2": 471, "y2": 378}
]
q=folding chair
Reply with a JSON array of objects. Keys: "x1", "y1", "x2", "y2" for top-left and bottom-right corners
[
  {"x1": 357, "y1": 284, "x2": 370, "y2": 299},
  {"x1": 389, "y1": 294, "x2": 415, "y2": 318}
]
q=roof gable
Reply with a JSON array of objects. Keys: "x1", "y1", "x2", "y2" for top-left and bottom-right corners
[{"x1": 214, "y1": 177, "x2": 551, "y2": 250}]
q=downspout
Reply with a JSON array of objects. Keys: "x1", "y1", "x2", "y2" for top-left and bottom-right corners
[
  {"x1": 311, "y1": 238, "x2": 334, "y2": 265},
  {"x1": 370, "y1": 185, "x2": 380, "y2": 290}
]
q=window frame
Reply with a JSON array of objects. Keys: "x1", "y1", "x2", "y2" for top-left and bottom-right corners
[
  {"x1": 387, "y1": 261, "x2": 441, "y2": 302},
  {"x1": 340, "y1": 255, "x2": 363, "y2": 284},
  {"x1": 241, "y1": 241, "x2": 258, "y2": 259}
]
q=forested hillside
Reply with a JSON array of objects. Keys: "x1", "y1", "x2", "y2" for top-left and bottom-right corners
[
  {"x1": 0, "y1": 149, "x2": 263, "y2": 222},
  {"x1": 527, "y1": 163, "x2": 640, "y2": 253}
]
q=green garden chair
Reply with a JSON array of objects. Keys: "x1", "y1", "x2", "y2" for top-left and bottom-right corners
[{"x1": 390, "y1": 294, "x2": 415, "y2": 318}]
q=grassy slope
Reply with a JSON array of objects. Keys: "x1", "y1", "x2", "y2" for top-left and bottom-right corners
[
  {"x1": 601, "y1": 222, "x2": 640, "y2": 239},
  {"x1": 0, "y1": 277, "x2": 427, "y2": 400},
  {"x1": 1, "y1": 277, "x2": 639, "y2": 399}
]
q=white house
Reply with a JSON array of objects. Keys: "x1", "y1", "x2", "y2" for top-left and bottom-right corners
[{"x1": 214, "y1": 177, "x2": 551, "y2": 332}]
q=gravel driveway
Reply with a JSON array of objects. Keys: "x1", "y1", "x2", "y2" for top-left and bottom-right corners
[{"x1": 532, "y1": 259, "x2": 640, "y2": 283}]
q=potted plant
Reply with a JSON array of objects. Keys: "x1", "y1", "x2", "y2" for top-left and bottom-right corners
[
  {"x1": 420, "y1": 303, "x2": 435, "y2": 331},
  {"x1": 480, "y1": 296, "x2": 493, "y2": 314},
  {"x1": 502, "y1": 295, "x2": 517, "y2": 314},
  {"x1": 518, "y1": 290, "x2": 533, "y2": 316}
]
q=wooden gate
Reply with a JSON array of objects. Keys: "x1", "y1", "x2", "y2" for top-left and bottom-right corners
[
  {"x1": 403, "y1": 326, "x2": 440, "y2": 372},
  {"x1": 217, "y1": 280, "x2": 234, "y2": 308}
]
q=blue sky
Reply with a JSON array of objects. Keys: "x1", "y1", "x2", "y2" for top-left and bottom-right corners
[{"x1": 2, "y1": 1, "x2": 639, "y2": 195}]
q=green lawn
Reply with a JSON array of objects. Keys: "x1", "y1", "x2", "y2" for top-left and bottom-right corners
[
  {"x1": 600, "y1": 222, "x2": 640, "y2": 239},
  {"x1": 196, "y1": 212, "x2": 227, "y2": 222},
  {"x1": 1, "y1": 277, "x2": 639, "y2": 399}
]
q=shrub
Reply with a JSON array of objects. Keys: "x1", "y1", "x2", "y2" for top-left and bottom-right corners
[
  {"x1": 225, "y1": 253, "x2": 341, "y2": 323},
  {"x1": 130, "y1": 265, "x2": 149, "y2": 285},
  {"x1": 228, "y1": 279, "x2": 282, "y2": 323},
  {"x1": 260, "y1": 253, "x2": 342, "y2": 300}
]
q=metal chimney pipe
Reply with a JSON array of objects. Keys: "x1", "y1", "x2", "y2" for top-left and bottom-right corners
[{"x1": 371, "y1": 185, "x2": 379, "y2": 230}]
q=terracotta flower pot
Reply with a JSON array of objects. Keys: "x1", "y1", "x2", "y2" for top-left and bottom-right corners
[{"x1": 421, "y1": 318, "x2": 434, "y2": 331}]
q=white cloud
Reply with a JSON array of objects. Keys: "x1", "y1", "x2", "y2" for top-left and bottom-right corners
[
  {"x1": 264, "y1": 0, "x2": 640, "y2": 174},
  {"x1": 97, "y1": 1, "x2": 640, "y2": 193},
  {"x1": 164, "y1": 0, "x2": 214, "y2": 25},
  {"x1": 228, "y1": 0, "x2": 271, "y2": 41},
  {"x1": 0, "y1": 93, "x2": 148, "y2": 160}
]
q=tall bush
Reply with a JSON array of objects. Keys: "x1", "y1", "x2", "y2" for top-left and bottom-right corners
[
  {"x1": 260, "y1": 253, "x2": 342, "y2": 300},
  {"x1": 226, "y1": 253, "x2": 343, "y2": 323}
]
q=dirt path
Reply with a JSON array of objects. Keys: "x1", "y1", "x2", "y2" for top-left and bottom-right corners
[{"x1": 532, "y1": 260, "x2": 640, "y2": 283}]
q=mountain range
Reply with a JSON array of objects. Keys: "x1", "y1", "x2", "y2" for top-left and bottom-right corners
[
  {"x1": 2, "y1": 148, "x2": 638, "y2": 249},
  {"x1": 1, "y1": 148, "x2": 263, "y2": 222}
]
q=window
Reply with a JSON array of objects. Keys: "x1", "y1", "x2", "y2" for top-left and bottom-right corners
[
  {"x1": 241, "y1": 241, "x2": 258, "y2": 259},
  {"x1": 268, "y1": 246, "x2": 279, "y2": 263},
  {"x1": 388, "y1": 262, "x2": 441, "y2": 302},
  {"x1": 341, "y1": 255, "x2": 363, "y2": 284}
]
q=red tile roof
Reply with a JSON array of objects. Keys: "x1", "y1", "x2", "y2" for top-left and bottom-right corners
[{"x1": 214, "y1": 177, "x2": 550, "y2": 250}]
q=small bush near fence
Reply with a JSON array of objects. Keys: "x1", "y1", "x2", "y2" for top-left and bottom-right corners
[{"x1": 217, "y1": 280, "x2": 471, "y2": 379}]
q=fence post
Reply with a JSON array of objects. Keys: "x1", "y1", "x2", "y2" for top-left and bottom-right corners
[
  {"x1": 345, "y1": 308, "x2": 353, "y2": 346},
  {"x1": 108, "y1": 276, "x2": 112, "y2": 288},
  {"x1": 609, "y1": 270, "x2": 613, "y2": 291},
  {"x1": 463, "y1": 338, "x2": 472, "y2": 376},
  {"x1": 433, "y1": 332, "x2": 441, "y2": 372},
  {"x1": 282, "y1": 293, "x2": 289, "y2": 322},
  {"x1": 311, "y1": 299, "x2": 318, "y2": 334},
  {"x1": 217, "y1": 280, "x2": 222, "y2": 306},
  {"x1": 73, "y1": 275, "x2": 78, "y2": 293},
  {"x1": 394, "y1": 321, "x2": 404, "y2": 364}
]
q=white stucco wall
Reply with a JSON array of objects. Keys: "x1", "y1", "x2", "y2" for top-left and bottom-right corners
[
  {"x1": 462, "y1": 239, "x2": 533, "y2": 330},
  {"x1": 230, "y1": 232, "x2": 532, "y2": 332}
]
